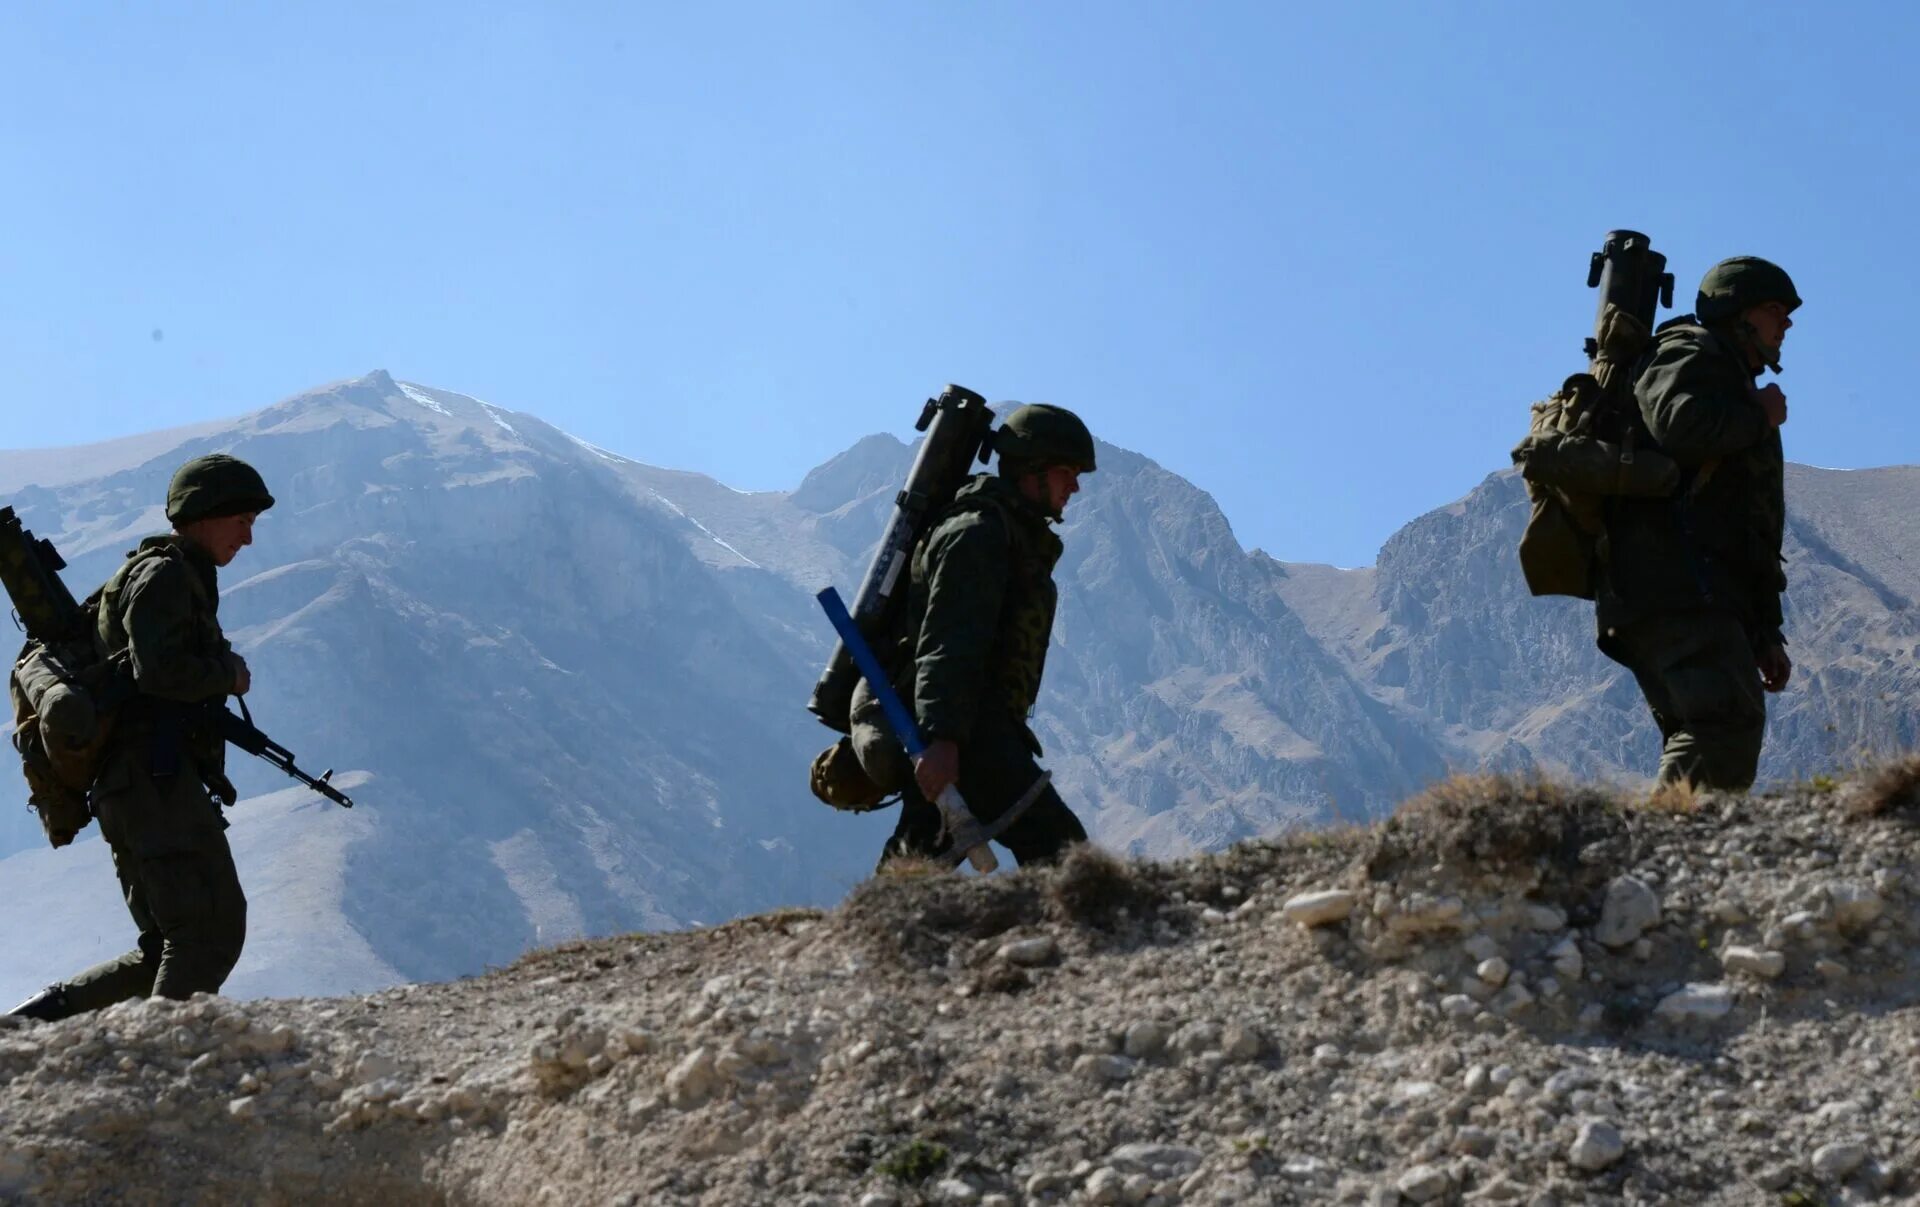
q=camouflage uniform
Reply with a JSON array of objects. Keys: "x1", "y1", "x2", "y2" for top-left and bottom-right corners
[
  {"x1": 852, "y1": 421, "x2": 1092, "y2": 868},
  {"x1": 12, "y1": 455, "x2": 270, "y2": 1020},
  {"x1": 1597, "y1": 260, "x2": 1797, "y2": 790}
]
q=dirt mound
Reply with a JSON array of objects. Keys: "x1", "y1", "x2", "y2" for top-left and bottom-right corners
[{"x1": 6, "y1": 773, "x2": 1920, "y2": 1205}]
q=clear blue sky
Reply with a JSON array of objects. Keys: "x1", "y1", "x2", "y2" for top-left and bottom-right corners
[{"x1": 2, "y1": 4, "x2": 1913, "y2": 566}]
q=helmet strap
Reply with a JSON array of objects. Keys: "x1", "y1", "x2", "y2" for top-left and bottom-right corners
[{"x1": 1731, "y1": 319, "x2": 1783, "y2": 376}]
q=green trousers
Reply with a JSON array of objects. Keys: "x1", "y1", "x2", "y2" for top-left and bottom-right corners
[
  {"x1": 850, "y1": 687, "x2": 1087, "y2": 869},
  {"x1": 1607, "y1": 610, "x2": 1768, "y2": 791},
  {"x1": 63, "y1": 747, "x2": 247, "y2": 1012}
]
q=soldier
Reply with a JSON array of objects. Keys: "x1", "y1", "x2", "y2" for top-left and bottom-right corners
[
  {"x1": 1596, "y1": 257, "x2": 1800, "y2": 791},
  {"x1": 8, "y1": 454, "x2": 273, "y2": 1021},
  {"x1": 849, "y1": 404, "x2": 1096, "y2": 868}
]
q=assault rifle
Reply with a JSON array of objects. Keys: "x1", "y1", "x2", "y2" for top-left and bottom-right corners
[
  {"x1": 214, "y1": 698, "x2": 354, "y2": 809},
  {"x1": 1, "y1": 505, "x2": 354, "y2": 811}
]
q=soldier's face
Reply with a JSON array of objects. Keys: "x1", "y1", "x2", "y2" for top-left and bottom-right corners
[
  {"x1": 1042, "y1": 466, "x2": 1082, "y2": 516},
  {"x1": 181, "y1": 512, "x2": 258, "y2": 567},
  {"x1": 1743, "y1": 300, "x2": 1793, "y2": 354}
]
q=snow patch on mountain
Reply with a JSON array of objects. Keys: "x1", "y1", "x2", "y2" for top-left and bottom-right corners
[{"x1": 396, "y1": 383, "x2": 452, "y2": 417}]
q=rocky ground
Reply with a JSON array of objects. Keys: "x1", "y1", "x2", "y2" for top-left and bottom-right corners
[{"x1": 8, "y1": 765, "x2": 1920, "y2": 1206}]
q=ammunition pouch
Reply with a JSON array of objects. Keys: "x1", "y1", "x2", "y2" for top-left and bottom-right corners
[{"x1": 809, "y1": 736, "x2": 891, "y2": 813}]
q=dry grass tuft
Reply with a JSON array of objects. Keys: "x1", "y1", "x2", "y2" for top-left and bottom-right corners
[
  {"x1": 1367, "y1": 772, "x2": 1625, "y2": 884},
  {"x1": 1047, "y1": 843, "x2": 1162, "y2": 927},
  {"x1": 1852, "y1": 756, "x2": 1920, "y2": 818},
  {"x1": 840, "y1": 858, "x2": 1044, "y2": 966},
  {"x1": 1639, "y1": 779, "x2": 1703, "y2": 815},
  {"x1": 871, "y1": 855, "x2": 947, "y2": 881}
]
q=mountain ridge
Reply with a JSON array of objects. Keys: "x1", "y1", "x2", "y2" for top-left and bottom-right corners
[{"x1": 2, "y1": 369, "x2": 1916, "y2": 1002}]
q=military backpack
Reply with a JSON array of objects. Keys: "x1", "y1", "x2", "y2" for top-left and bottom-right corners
[
  {"x1": 8, "y1": 612, "x2": 128, "y2": 847},
  {"x1": 2, "y1": 523, "x2": 158, "y2": 848},
  {"x1": 1512, "y1": 299, "x2": 1684, "y2": 599}
]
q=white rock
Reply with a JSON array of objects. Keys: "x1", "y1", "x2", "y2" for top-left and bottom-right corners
[
  {"x1": 1524, "y1": 903, "x2": 1569, "y2": 931},
  {"x1": 1282, "y1": 890, "x2": 1357, "y2": 927},
  {"x1": 998, "y1": 936, "x2": 1058, "y2": 967},
  {"x1": 1170, "y1": 1022, "x2": 1221, "y2": 1056},
  {"x1": 1544, "y1": 1068, "x2": 1598, "y2": 1099},
  {"x1": 1467, "y1": 1174, "x2": 1530, "y2": 1202},
  {"x1": 1812, "y1": 1139, "x2": 1869, "y2": 1179},
  {"x1": 1476, "y1": 958, "x2": 1511, "y2": 988},
  {"x1": 1085, "y1": 1167, "x2": 1126, "y2": 1205},
  {"x1": 227, "y1": 1095, "x2": 258, "y2": 1120},
  {"x1": 929, "y1": 1178, "x2": 979, "y2": 1204},
  {"x1": 1569, "y1": 1120, "x2": 1625, "y2": 1171},
  {"x1": 1122, "y1": 1021, "x2": 1170, "y2": 1059},
  {"x1": 1073, "y1": 1053, "x2": 1135, "y2": 1084},
  {"x1": 1654, "y1": 984, "x2": 1734, "y2": 1021},
  {"x1": 1780, "y1": 909, "x2": 1821, "y2": 934},
  {"x1": 1108, "y1": 1143, "x2": 1203, "y2": 1176},
  {"x1": 857, "y1": 1194, "x2": 900, "y2": 1207},
  {"x1": 1441, "y1": 994, "x2": 1480, "y2": 1021},
  {"x1": 1390, "y1": 894, "x2": 1467, "y2": 936},
  {"x1": 1721, "y1": 946, "x2": 1786, "y2": 979},
  {"x1": 1595, "y1": 877, "x2": 1662, "y2": 948},
  {"x1": 665, "y1": 1047, "x2": 721, "y2": 1109},
  {"x1": 1828, "y1": 883, "x2": 1886, "y2": 932},
  {"x1": 1547, "y1": 936, "x2": 1584, "y2": 982},
  {"x1": 1220, "y1": 1024, "x2": 1262, "y2": 1061},
  {"x1": 1494, "y1": 980, "x2": 1536, "y2": 1015},
  {"x1": 353, "y1": 1052, "x2": 401, "y2": 1083},
  {"x1": 1463, "y1": 935, "x2": 1502, "y2": 963},
  {"x1": 1396, "y1": 1163, "x2": 1452, "y2": 1202}
]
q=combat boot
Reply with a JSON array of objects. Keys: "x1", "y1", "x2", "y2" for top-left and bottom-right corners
[{"x1": 5, "y1": 984, "x2": 75, "y2": 1023}]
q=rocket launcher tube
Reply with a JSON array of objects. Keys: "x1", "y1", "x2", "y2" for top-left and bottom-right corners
[
  {"x1": 816, "y1": 587, "x2": 998, "y2": 873},
  {"x1": 806, "y1": 385, "x2": 995, "y2": 733}
]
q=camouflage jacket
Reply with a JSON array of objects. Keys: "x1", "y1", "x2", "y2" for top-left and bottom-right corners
[
  {"x1": 95, "y1": 535, "x2": 236, "y2": 780},
  {"x1": 1597, "y1": 317, "x2": 1787, "y2": 651},
  {"x1": 904, "y1": 474, "x2": 1064, "y2": 747}
]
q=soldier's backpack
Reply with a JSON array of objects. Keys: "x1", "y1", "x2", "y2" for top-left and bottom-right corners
[
  {"x1": 8, "y1": 619, "x2": 121, "y2": 848},
  {"x1": 1512, "y1": 235, "x2": 1683, "y2": 599},
  {"x1": 1, "y1": 507, "x2": 137, "y2": 848}
]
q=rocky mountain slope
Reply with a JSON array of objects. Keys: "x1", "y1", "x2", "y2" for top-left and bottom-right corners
[
  {"x1": 1272, "y1": 466, "x2": 1920, "y2": 786},
  {"x1": 3, "y1": 372, "x2": 1916, "y2": 1005},
  {"x1": 7, "y1": 769, "x2": 1920, "y2": 1205}
]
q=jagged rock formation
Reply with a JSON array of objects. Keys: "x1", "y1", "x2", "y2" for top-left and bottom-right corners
[
  {"x1": 1275, "y1": 466, "x2": 1920, "y2": 786},
  {"x1": 6, "y1": 771, "x2": 1920, "y2": 1205}
]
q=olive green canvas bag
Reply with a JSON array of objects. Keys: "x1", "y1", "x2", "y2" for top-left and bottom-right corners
[{"x1": 1511, "y1": 305, "x2": 1680, "y2": 599}]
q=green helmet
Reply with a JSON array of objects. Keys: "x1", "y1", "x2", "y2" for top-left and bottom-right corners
[
  {"x1": 166, "y1": 453, "x2": 276, "y2": 525},
  {"x1": 994, "y1": 404, "x2": 1096, "y2": 474},
  {"x1": 1695, "y1": 257, "x2": 1801, "y2": 324}
]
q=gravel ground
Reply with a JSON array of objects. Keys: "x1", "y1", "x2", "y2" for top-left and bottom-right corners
[{"x1": 7, "y1": 767, "x2": 1920, "y2": 1206}]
